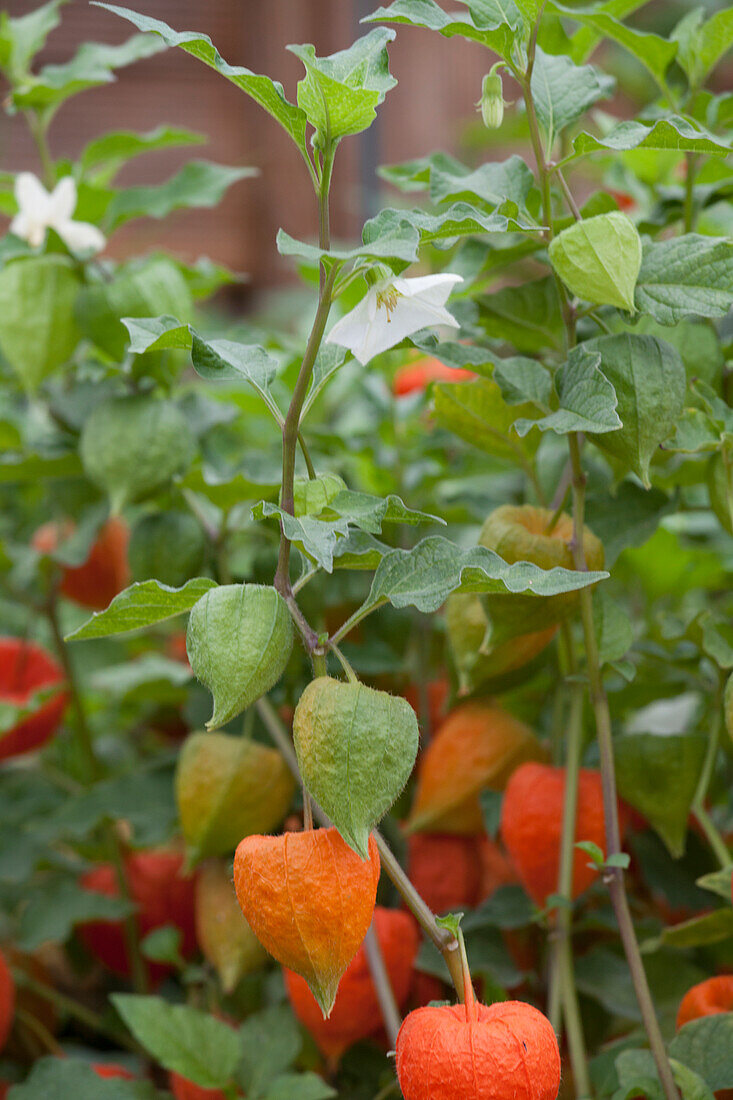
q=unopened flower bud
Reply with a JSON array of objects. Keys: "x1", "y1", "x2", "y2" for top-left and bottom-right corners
[{"x1": 478, "y1": 65, "x2": 505, "y2": 130}]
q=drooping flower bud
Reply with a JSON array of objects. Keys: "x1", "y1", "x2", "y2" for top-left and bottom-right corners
[{"x1": 478, "y1": 63, "x2": 506, "y2": 130}]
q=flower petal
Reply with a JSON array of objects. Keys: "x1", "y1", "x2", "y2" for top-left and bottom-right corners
[
  {"x1": 14, "y1": 173, "x2": 51, "y2": 218},
  {"x1": 49, "y1": 176, "x2": 77, "y2": 223},
  {"x1": 55, "y1": 219, "x2": 106, "y2": 254}
]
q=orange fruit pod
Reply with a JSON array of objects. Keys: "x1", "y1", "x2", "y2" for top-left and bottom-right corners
[
  {"x1": 406, "y1": 834, "x2": 484, "y2": 914},
  {"x1": 406, "y1": 702, "x2": 545, "y2": 835},
  {"x1": 396, "y1": 998, "x2": 561, "y2": 1100},
  {"x1": 677, "y1": 975, "x2": 733, "y2": 1029},
  {"x1": 285, "y1": 907, "x2": 419, "y2": 1060},
  {"x1": 169, "y1": 1073, "x2": 231, "y2": 1100},
  {"x1": 233, "y1": 827, "x2": 380, "y2": 1016},
  {"x1": 0, "y1": 638, "x2": 68, "y2": 763},
  {"x1": 32, "y1": 517, "x2": 130, "y2": 611},
  {"x1": 501, "y1": 763, "x2": 615, "y2": 907},
  {"x1": 0, "y1": 949, "x2": 15, "y2": 1052},
  {"x1": 393, "y1": 357, "x2": 475, "y2": 397},
  {"x1": 78, "y1": 849, "x2": 197, "y2": 983}
]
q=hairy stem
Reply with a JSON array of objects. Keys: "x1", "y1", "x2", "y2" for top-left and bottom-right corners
[
  {"x1": 25, "y1": 110, "x2": 55, "y2": 188},
  {"x1": 691, "y1": 678, "x2": 731, "y2": 869},
  {"x1": 568, "y1": 433, "x2": 680, "y2": 1100},
  {"x1": 550, "y1": 623, "x2": 591, "y2": 1097},
  {"x1": 364, "y1": 923, "x2": 402, "y2": 1047}
]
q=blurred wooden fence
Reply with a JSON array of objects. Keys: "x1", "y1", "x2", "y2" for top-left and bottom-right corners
[{"x1": 1, "y1": 0, "x2": 491, "y2": 291}]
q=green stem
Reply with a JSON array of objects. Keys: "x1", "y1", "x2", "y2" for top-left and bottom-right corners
[
  {"x1": 47, "y1": 597, "x2": 100, "y2": 784},
  {"x1": 328, "y1": 640, "x2": 358, "y2": 683},
  {"x1": 551, "y1": 622, "x2": 591, "y2": 1097},
  {"x1": 691, "y1": 680, "x2": 731, "y2": 869},
  {"x1": 254, "y1": 697, "x2": 466, "y2": 999},
  {"x1": 567, "y1": 432, "x2": 680, "y2": 1100},
  {"x1": 683, "y1": 154, "x2": 699, "y2": 234},
  {"x1": 16, "y1": 973, "x2": 139, "y2": 1052},
  {"x1": 25, "y1": 110, "x2": 55, "y2": 188},
  {"x1": 273, "y1": 263, "x2": 338, "y2": 603},
  {"x1": 363, "y1": 923, "x2": 402, "y2": 1047}
]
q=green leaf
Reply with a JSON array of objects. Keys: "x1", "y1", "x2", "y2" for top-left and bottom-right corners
[
  {"x1": 0, "y1": 451, "x2": 83, "y2": 483},
  {"x1": 238, "y1": 1006, "x2": 302, "y2": 1099},
  {"x1": 94, "y1": 5, "x2": 308, "y2": 150},
  {"x1": 19, "y1": 876, "x2": 133, "y2": 950},
  {"x1": 253, "y1": 492, "x2": 440, "y2": 572},
  {"x1": 566, "y1": 117, "x2": 731, "y2": 163},
  {"x1": 478, "y1": 277, "x2": 564, "y2": 354},
  {"x1": 669, "y1": 1016, "x2": 733, "y2": 1092},
  {"x1": 514, "y1": 346, "x2": 621, "y2": 436},
  {"x1": 585, "y1": 482, "x2": 672, "y2": 567},
  {"x1": 433, "y1": 377, "x2": 539, "y2": 465},
  {"x1": 186, "y1": 584, "x2": 294, "y2": 730},
  {"x1": 302, "y1": 344, "x2": 349, "y2": 417},
  {"x1": 549, "y1": 212, "x2": 641, "y2": 312},
  {"x1": 106, "y1": 161, "x2": 256, "y2": 229},
  {"x1": 614, "y1": 1049, "x2": 715, "y2": 1100},
  {"x1": 653, "y1": 909, "x2": 733, "y2": 950},
  {"x1": 614, "y1": 732, "x2": 707, "y2": 858},
  {"x1": 586, "y1": 334, "x2": 686, "y2": 487},
  {"x1": 360, "y1": 535, "x2": 607, "y2": 616},
  {"x1": 80, "y1": 125, "x2": 205, "y2": 182},
  {"x1": 531, "y1": 46, "x2": 614, "y2": 149},
  {"x1": 428, "y1": 155, "x2": 535, "y2": 211},
  {"x1": 696, "y1": 866, "x2": 733, "y2": 902},
  {"x1": 65, "y1": 578, "x2": 216, "y2": 641},
  {"x1": 594, "y1": 589, "x2": 633, "y2": 664},
  {"x1": 288, "y1": 29, "x2": 396, "y2": 142},
  {"x1": 191, "y1": 335, "x2": 280, "y2": 416},
  {"x1": 294, "y1": 677, "x2": 419, "y2": 858},
  {"x1": 112, "y1": 995, "x2": 241, "y2": 1089},
  {"x1": 6, "y1": 1057, "x2": 160, "y2": 1099},
  {"x1": 673, "y1": 5, "x2": 733, "y2": 88},
  {"x1": 264, "y1": 1074, "x2": 336, "y2": 1100},
  {"x1": 635, "y1": 236, "x2": 733, "y2": 325},
  {"x1": 276, "y1": 221, "x2": 419, "y2": 266},
  {"x1": 12, "y1": 35, "x2": 166, "y2": 116},
  {"x1": 366, "y1": 201, "x2": 541, "y2": 243},
  {"x1": 48, "y1": 766, "x2": 177, "y2": 848},
  {"x1": 0, "y1": 1, "x2": 68, "y2": 81},
  {"x1": 0, "y1": 256, "x2": 81, "y2": 392},
  {"x1": 363, "y1": 0, "x2": 519, "y2": 60},
  {"x1": 552, "y1": 6, "x2": 677, "y2": 93},
  {"x1": 76, "y1": 257, "x2": 194, "y2": 361}
]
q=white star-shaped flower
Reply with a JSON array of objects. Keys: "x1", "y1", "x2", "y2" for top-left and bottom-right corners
[
  {"x1": 326, "y1": 272, "x2": 463, "y2": 365},
  {"x1": 10, "y1": 173, "x2": 106, "y2": 254}
]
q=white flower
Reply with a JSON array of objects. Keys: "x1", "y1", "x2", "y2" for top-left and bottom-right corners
[
  {"x1": 326, "y1": 272, "x2": 463, "y2": 365},
  {"x1": 10, "y1": 173, "x2": 106, "y2": 254}
]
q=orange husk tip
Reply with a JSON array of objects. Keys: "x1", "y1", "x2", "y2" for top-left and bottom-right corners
[
  {"x1": 406, "y1": 702, "x2": 545, "y2": 835},
  {"x1": 233, "y1": 827, "x2": 380, "y2": 1017},
  {"x1": 395, "y1": 998, "x2": 561, "y2": 1100},
  {"x1": 676, "y1": 975, "x2": 733, "y2": 1029},
  {"x1": 285, "y1": 907, "x2": 419, "y2": 1059}
]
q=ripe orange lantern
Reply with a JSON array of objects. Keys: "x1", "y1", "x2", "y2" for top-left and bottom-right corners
[
  {"x1": 407, "y1": 702, "x2": 544, "y2": 834},
  {"x1": 285, "y1": 906, "x2": 419, "y2": 1059},
  {"x1": 393, "y1": 357, "x2": 475, "y2": 396},
  {"x1": 0, "y1": 638, "x2": 68, "y2": 762},
  {"x1": 501, "y1": 763, "x2": 612, "y2": 906},
  {"x1": 169, "y1": 1074, "x2": 229, "y2": 1100},
  {"x1": 78, "y1": 850, "x2": 196, "y2": 982},
  {"x1": 0, "y1": 949, "x2": 15, "y2": 1051},
  {"x1": 677, "y1": 975, "x2": 733, "y2": 1029},
  {"x1": 92, "y1": 1064, "x2": 135, "y2": 1080},
  {"x1": 406, "y1": 834, "x2": 484, "y2": 914},
  {"x1": 396, "y1": 997, "x2": 561, "y2": 1100},
  {"x1": 33, "y1": 517, "x2": 130, "y2": 610},
  {"x1": 234, "y1": 827, "x2": 380, "y2": 1015}
]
